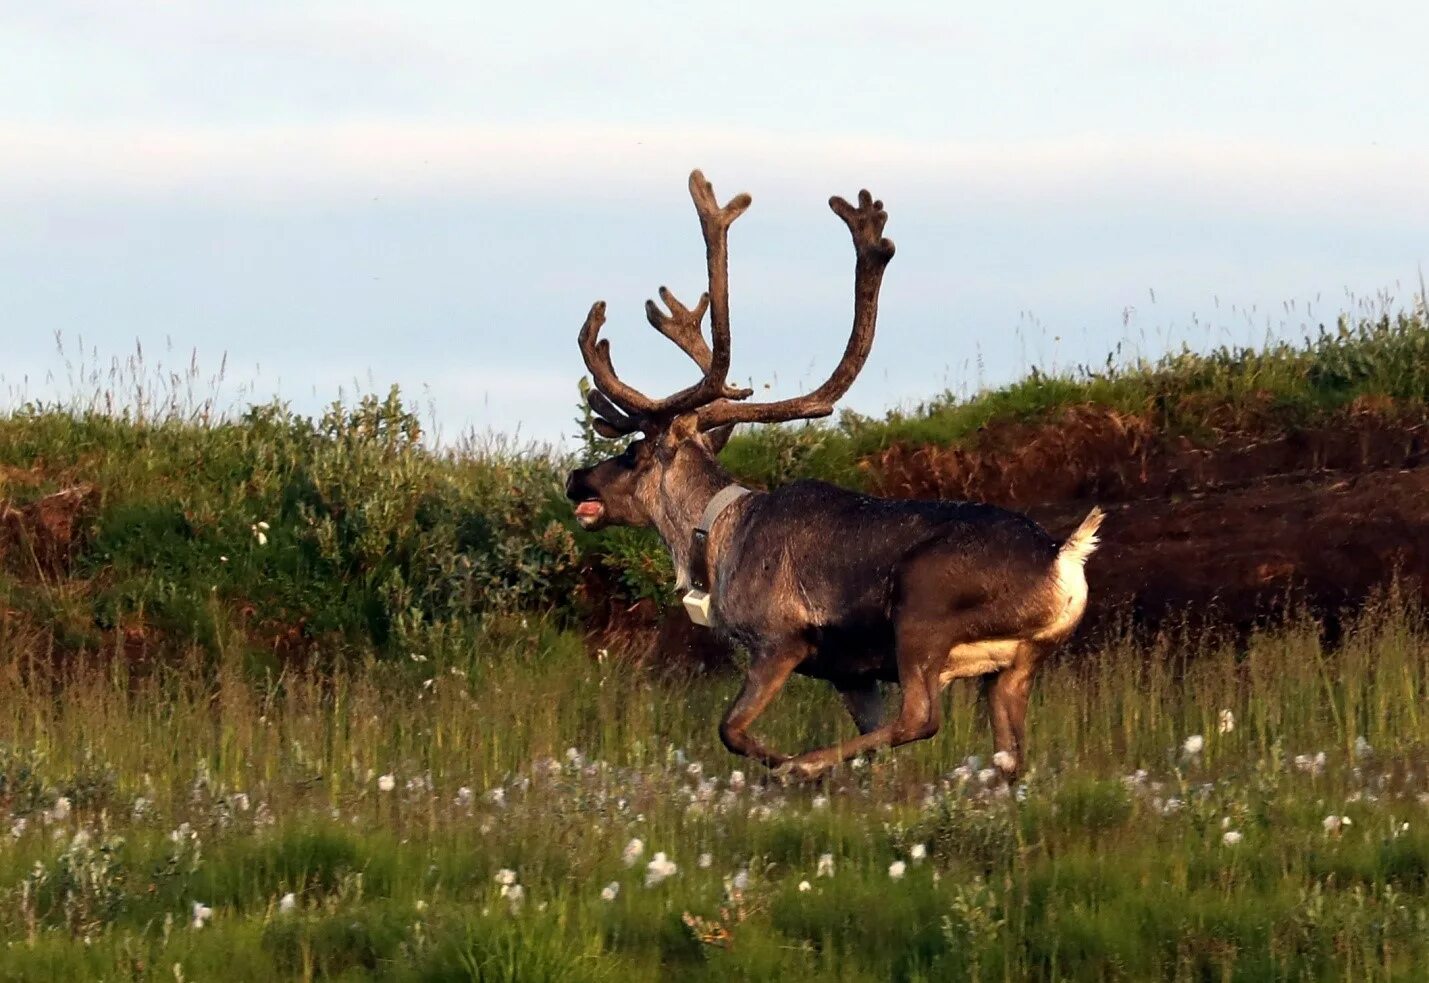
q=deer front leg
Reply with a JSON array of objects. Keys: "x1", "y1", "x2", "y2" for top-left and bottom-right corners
[
  {"x1": 836, "y1": 681, "x2": 885, "y2": 735},
  {"x1": 718, "y1": 644, "x2": 803, "y2": 768}
]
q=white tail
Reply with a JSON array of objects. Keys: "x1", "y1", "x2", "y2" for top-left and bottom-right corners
[{"x1": 1058, "y1": 506, "x2": 1105, "y2": 567}]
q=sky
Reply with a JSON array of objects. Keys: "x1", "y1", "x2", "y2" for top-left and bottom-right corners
[{"x1": 3, "y1": 1, "x2": 1427, "y2": 447}]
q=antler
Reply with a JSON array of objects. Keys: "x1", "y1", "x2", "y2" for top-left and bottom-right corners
[
  {"x1": 578, "y1": 173, "x2": 893, "y2": 436},
  {"x1": 578, "y1": 171, "x2": 755, "y2": 435},
  {"x1": 693, "y1": 189, "x2": 895, "y2": 430}
]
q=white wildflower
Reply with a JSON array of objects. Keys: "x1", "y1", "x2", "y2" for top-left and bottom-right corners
[
  {"x1": 377, "y1": 774, "x2": 396, "y2": 793},
  {"x1": 851, "y1": 756, "x2": 868, "y2": 771},
  {"x1": 278, "y1": 892, "x2": 297, "y2": 914},
  {"x1": 1217, "y1": 709, "x2": 1235, "y2": 734},
  {"x1": 251, "y1": 524, "x2": 268, "y2": 546},
  {"x1": 414, "y1": 899, "x2": 427, "y2": 912},
  {"x1": 10, "y1": 817, "x2": 29, "y2": 839},
  {"x1": 49, "y1": 796, "x2": 72, "y2": 822},
  {"x1": 729, "y1": 869, "x2": 751, "y2": 893},
  {"x1": 1323, "y1": 815, "x2": 1352, "y2": 834},
  {"x1": 500, "y1": 883, "x2": 524, "y2": 908},
  {"x1": 1222, "y1": 830, "x2": 1243, "y2": 846},
  {"x1": 976, "y1": 768, "x2": 998, "y2": 786},
  {"x1": 621, "y1": 838, "x2": 645, "y2": 867},
  {"x1": 697, "y1": 852, "x2": 713, "y2": 869},
  {"x1": 494, "y1": 868, "x2": 517, "y2": 886},
  {"x1": 816, "y1": 853, "x2": 835, "y2": 878},
  {"x1": 645, "y1": 852, "x2": 678, "y2": 887},
  {"x1": 1182, "y1": 734, "x2": 1205, "y2": 757},
  {"x1": 191, "y1": 902, "x2": 213, "y2": 929},
  {"x1": 455, "y1": 787, "x2": 474, "y2": 808},
  {"x1": 888, "y1": 860, "x2": 907, "y2": 880},
  {"x1": 1354, "y1": 736, "x2": 1373, "y2": 758},
  {"x1": 811, "y1": 794, "x2": 829, "y2": 810},
  {"x1": 992, "y1": 750, "x2": 1017, "y2": 773},
  {"x1": 686, "y1": 762, "x2": 703, "y2": 779},
  {"x1": 797, "y1": 880, "x2": 812, "y2": 892},
  {"x1": 951, "y1": 765, "x2": 973, "y2": 783},
  {"x1": 486, "y1": 787, "x2": 506, "y2": 807},
  {"x1": 231, "y1": 792, "x2": 250, "y2": 812},
  {"x1": 910, "y1": 843, "x2": 928, "y2": 863},
  {"x1": 600, "y1": 882, "x2": 620, "y2": 902},
  {"x1": 728, "y1": 770, "x2": 746, "y2": 791}
]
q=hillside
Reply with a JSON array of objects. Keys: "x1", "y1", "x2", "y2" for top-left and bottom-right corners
[{"x1": 3, "y1": 311, "x2": 1428, "y2": 672}]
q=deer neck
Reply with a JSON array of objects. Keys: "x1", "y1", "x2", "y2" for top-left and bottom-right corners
[{"x1": 653, "y1": 456, "x2": 748, "y2": 593}]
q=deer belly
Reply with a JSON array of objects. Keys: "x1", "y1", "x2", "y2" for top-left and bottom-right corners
[{"x1": 939, "y1": 639, "x2": 1023, "y2": 685}]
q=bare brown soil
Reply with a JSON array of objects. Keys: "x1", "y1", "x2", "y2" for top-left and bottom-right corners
[{"x1": 0, "y1": 484, "x2": 97, "y2": 576}]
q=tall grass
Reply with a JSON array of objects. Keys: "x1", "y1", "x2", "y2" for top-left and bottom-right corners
[{"x1": 0, "y1": 601, "x2": 1426, "y2": 980}]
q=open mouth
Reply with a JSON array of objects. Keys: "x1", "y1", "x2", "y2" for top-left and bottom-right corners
[{"x1": 574, "y1": 499, "x2": 606, "y2": 528}]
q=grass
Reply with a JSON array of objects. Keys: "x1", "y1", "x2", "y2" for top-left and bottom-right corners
[{"x1": 1, "y1": 602, "x2": 1427, "y2": 980}]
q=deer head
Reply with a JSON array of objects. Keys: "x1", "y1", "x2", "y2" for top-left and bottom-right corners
[{"x1": 565, "y1": 169, "x2": 895, "y2": 533}]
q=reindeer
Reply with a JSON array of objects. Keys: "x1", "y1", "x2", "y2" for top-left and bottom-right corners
[{"x1": 565, "y1": 170, "x2": 1103, "y2": 782}]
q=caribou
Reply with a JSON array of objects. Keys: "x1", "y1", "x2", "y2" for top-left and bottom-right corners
[{"x1": 565, "y1": 170, "x2": 1103, "y2": 782}]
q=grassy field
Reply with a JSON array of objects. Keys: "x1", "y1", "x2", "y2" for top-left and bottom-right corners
[
  {"x1": 3, "y1": 310, "x2": 1429, "y2": 979},
  {"x1": 1, "y1": 602, "x2": 1427, "y2": 980}
]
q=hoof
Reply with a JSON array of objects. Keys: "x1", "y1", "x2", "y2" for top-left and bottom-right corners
[{"x1": 771, "y1": 759, "x2": 828, "y2": 785}]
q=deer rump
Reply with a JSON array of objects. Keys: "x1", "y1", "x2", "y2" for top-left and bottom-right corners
[{"x1": 714, "y1": 479, "x2": 1091, "y2": 685}]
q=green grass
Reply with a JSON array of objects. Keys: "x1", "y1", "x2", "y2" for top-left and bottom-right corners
[{"x1": 0, "y1": 602, "x2": 1427, "y2": 980}]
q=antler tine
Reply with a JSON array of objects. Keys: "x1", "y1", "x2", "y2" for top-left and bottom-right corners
[
  {"x1": 577, "y1": 301, "x2": 660, "y2": 419},
  {"x1": 687, "y1": 169, "x2": 750, "y2": 398},
  {"x1": 645, "y1": 287, "x2": 755, "y2": 400},
  {"x1": 646, "y1": 287, "x2": 712, "y2": 370},
  {"x1": 695, "y1": 188, "x2": 895, "y2": 430},
  {"x1": 586, "y1": 387, "x2": 643, "y2": 437}
]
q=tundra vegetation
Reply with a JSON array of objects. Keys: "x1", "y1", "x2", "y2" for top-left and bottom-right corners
[{"x1": 0, "y1": 311, "x2": 1427, "y2": 980}]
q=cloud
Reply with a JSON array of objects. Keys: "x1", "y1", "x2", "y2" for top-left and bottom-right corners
[{"x1": 4, "y1": 121, "x2": 1427, "y2": 224}]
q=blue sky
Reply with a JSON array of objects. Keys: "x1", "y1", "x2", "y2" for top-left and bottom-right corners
[{"x1": 3, "y1": 2, "x2": 1427, "y2": 445}]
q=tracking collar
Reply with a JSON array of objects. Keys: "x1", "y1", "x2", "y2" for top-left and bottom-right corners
[{"x1": 682, "y1": 484, "x2": 750, "y2": 626}]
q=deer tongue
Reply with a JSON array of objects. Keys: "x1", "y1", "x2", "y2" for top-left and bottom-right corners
[{"x1": 574, "y1": 500, "x2": 604, "y2": 519}]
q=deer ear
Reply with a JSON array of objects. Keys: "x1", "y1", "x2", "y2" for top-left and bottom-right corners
[
  {"x1": 668, "y1": 414, "x2": 700, "y2": 441},
  {"x1": 703, "y1": 424, "x2": 736, "y2": 454}
]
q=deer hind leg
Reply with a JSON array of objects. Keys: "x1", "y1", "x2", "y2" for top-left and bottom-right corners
[{"x1": 987, "y1": 643, "x2": 1048, "y2": 783}]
